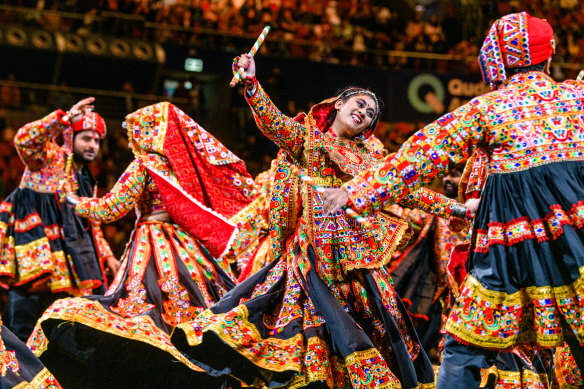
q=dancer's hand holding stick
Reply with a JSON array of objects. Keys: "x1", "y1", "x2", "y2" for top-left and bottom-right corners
[
  {"x1": 289, "y1": 165, "x2": 371, "y2": 228},
  {"x1": 230, "y1": 26, "x2": 271, "y2": 87}
]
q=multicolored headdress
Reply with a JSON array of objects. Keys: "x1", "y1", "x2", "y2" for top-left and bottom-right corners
[
  {"x1": 479, "y1": 12, "x2": 555, "y2": 88},
  {"x1": 73, "y1": 112, "x2": 106, "y2": 138},
  {"x1": 62, "y1": 111, "x2": 107, "y2": 153}
]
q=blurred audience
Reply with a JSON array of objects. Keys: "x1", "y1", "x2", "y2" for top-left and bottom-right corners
[{"x1": 1, "y1": 0, "x2": 582, "y2": 69}]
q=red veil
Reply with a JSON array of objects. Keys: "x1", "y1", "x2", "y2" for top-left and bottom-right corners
[{"x1": 125, "y1": 102, "x2": 256, "y2": 258}]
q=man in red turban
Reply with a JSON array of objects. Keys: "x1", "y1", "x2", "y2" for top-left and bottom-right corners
[{"x1": 0, "y1": 97, "x2": 119, "y2": 341}]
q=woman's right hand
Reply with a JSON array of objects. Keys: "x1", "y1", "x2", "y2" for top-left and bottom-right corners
[
  {"x1": 237, "y1": 53, "x2": 256, "y2": 80},
  {"x1": 465, "y1": 198, "x2": 481, "y2": 218}
]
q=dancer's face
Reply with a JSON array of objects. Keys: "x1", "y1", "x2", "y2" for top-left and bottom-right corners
[
  {"x1": 73, "y1": 130, "x2": 101, "y2": 164},
  {"x1": 443, "y1": 168, "x2": 462, "y2": 198},
  {"x1": 331, "y1": 94, "x2": 376, "y2": 139}
]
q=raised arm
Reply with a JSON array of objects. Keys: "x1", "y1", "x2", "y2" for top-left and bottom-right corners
[
  {"x1": 237, "y1": 54, "x2": 305, "y2": 158},
  {"x1": 14, "y1": 110, "x2": 70, "y2": 170},
  {"x1": 15, "y1": 97, "x2": 96, "y2": 170},
  {"x1": 398, "y1": 187, "x2": 467, "y2": 220},
  {"x1": 74, "y1": 159, "x2": 146, "y2": 223}
]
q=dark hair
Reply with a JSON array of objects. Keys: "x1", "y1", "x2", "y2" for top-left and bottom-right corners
[
  {"x1": 325, "y1": 86, "x2": 384, "y2": 135},
  {"x1": 507, "y1": 60, "x2": 547, "y2": 75}
]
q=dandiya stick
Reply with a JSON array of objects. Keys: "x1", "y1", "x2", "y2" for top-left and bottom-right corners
[
  {"x1": 289, "y1": 164, "x2": 372, "y2": 228},
  {"x1": 229, "y1": 26, "x2": 271, "y2": 87}
]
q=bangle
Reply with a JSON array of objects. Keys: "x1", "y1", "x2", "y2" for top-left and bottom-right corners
[
  {"x1": 451, "y1": 203, "x2": 468, "y2": 219},
  {"x1": 65, "y1": 193, "x2": 79, "y2": 206},
  {"x1": 244, "y1": 75, "x2": 257, "y2": 90},
  {"x1": 67, "y1": 109, "x2": 83, "y2": 123}
]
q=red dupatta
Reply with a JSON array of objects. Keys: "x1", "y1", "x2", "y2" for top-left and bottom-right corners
[{"x1": 125, "y1": 102, "x2": 256, "y2": 258}]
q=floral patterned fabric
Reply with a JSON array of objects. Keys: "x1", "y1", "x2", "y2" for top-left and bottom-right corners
[
  {"x1": 27, "y1": 104, "x2": 250, "y2": 388},
  {"x1": 0, "y1": 110, "x2": 114, "y2": 294},
  {"x1": 0, "y1": 317, "x2": 62, "y2": 389}
]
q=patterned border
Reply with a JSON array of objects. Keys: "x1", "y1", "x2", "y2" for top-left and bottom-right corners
[
  {"x1": 446, "y1": 266, "x2": 584, "y2": 349},
  {"x1": 27, "y1": 298, "x2": 203, "y2": 372}
]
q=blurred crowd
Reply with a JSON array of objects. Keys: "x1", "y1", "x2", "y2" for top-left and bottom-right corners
[{"x1": 0, "y1": 0, "x2": 582, "y2": 70}]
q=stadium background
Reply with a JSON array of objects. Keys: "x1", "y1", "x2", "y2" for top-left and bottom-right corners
[{"x1": 0, "y1": 0, "x2": 582, "y2": 256}]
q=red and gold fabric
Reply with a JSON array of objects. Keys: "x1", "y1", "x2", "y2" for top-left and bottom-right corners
[
  {"x1": 27, "y1": 103, "x2": 250, "y2": 388},
  {"x1": 0, "y1": 110, "x2": 114, "y2": 295},
  {"x1": 0, "y1": 315, "x2": 62, "y2": 389},
  {"x1": 343, "y1": 71, "x2": 584, "y2": 351},
  {"x1": 171, "y1": 85, "x2": 437, "y2": 388}
]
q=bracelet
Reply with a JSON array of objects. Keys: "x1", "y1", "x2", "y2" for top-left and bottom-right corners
[
  {"x1": 244, "y1": 75, "x2": 257, "y2": 90},
  {"x1": 65, "y1": 193, "x2": 79, "y2": 206},
  {"x1": 451, "y1": 203, "x2": 468, "y2": 220},
  {"x1": 66, "y1": 109, "x2": 83, "y2": 123}
]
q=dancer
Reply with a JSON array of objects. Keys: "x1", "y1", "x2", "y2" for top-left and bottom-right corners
[
  {"x1": 168, "y1": 53, "x2": 477, "y2": 388},
  {"x1": 322, "y1": 12, "x2": 584, "y2": 389},
  {"x1": 0, "y1": 97, "x2": 118, "y2": 341},
  {"x1": 28, "y1": 102, "x2": 255, "y2": 388},
  {"x1": 229, "y1": 152, "x2": 282, "y2": 282}
]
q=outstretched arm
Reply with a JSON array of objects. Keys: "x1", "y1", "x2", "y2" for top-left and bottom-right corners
[
  {"x1": 324, "y1": 101, "x2": 484, "y2": 215},
  {"x1": 73, "y1": 159, "x2": 146, "y2": 223}
]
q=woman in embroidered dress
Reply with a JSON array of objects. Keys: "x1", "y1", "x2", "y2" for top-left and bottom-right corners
[
  {"x1": 168, "y1": 54, "x2": 476, "y2": 389},
  {"x1": 321, "y1": 12, "x2": 584, "y2": 389},
  {"x1": 27, "y1": 102, "x2": 257, "y2": 388}
]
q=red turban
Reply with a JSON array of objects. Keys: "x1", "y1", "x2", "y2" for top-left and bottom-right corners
[
  {"x1": 479, "y1": 12, "x2": 555, "y2": 88},
  {"x1": 73, "y1": 112, "x2": 106, "y2": 138}
]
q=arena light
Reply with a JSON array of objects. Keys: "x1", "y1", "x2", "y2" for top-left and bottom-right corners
[
  {"x1": 110, "y1": 39, "x2": 131, "y2": 57},
  {"x1": 86, "y1": 37, "x2": 107, "y2": 55},
  {"x1": 6, "y1": 27, "x2": 27, "y2": 46},
  {"x1": 31, "y1": 31, "x2": 53, "y2": 50},
  {"x1": 185, "y1": 58, "x2": 203, "y2": 72}
]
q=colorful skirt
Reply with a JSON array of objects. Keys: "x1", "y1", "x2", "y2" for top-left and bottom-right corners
[
  {"x1": 478, "y1": 348, "x2": 550, "y2": 389},
  {"x1": 554, "y1": 343, "x2": 582, "y2": 388},
  {"x1": 0, "y1": 188, "x2": 104, "y2": 293},
  {"x1": 0, "y1": 324, "x2": 62, "y2": 389},
  {"x1": 171, "y1": 234, "x2": 436, "y2": 388},
  {"x1": 27, "y1": 221, "x2": 238, "y2": 388},
  {"x1": 445, "y1": 160, "x2": 584, "y2": 349}
]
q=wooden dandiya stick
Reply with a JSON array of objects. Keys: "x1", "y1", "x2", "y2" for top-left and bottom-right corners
[
  {"x1": 290, "y1": 164, "x2": 371, "y2": 228},
  {"x1": 229, "y1": 26, "x2": 271, "y2": 87}
]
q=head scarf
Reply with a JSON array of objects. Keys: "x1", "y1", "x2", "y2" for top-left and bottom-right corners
[
  {"x1": 479, "y1": 12, "x2": 555, "y2": 88},
  {"x1": 296, "y1": 88, "x2": 381, "y2": 140},
  {"x1": 125, "y1": 102, "x2": 256, "y2": 258},
  {"x1": 63, "y1": 112, "x2": 107, "y2": 153}
]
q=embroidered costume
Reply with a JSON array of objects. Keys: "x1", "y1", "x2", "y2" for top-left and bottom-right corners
[
  {"x1": 27, "y1": 103, "x2": 255, "y2": 388},
  {"x1": 0, "y1": 316, "x2": 62, "y2": 389},
  {"x1": 226, "y1": 154, "x2": 278, "y2": 282},
  {"x1": 0, "y1": 110, "x2": 113, "y2": 340},
  {"x1": 171, "y1": 83, "x2": 443, "y2": 388},
  {"x1": 387, "y1": 194, "x2": 467, "y2": 352},
  {"x1": 340, "y1": 12, "x2": 583, "y2": 389}
]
